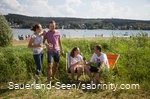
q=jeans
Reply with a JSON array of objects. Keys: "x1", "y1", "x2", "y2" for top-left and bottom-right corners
[{"x1": 33, "y1": 53, "x2": 44, "y2": 75}]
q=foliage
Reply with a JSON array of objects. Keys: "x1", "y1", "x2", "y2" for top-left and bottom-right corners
[
  {"x1": 0, "y1": 14, "x2": 13, "y2": 47},
  {"x1": 4, "y1": 13, "x2": 150, "y2": 30}
]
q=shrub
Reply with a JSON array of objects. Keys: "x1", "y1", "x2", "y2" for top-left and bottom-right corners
[{"x1": 0, "y1": 14, "x2": 13, "y2": 47}]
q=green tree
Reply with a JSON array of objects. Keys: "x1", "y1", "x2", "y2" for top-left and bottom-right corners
[{"x1": 0, "y1": 14, "x2": 13, "y2": 47}]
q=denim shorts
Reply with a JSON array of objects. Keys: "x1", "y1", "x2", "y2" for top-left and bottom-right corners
[
  {"x1": 47, "y1": 51, "x2": 60, "y2": 63},
  {"x1": 33, "y1": 53, "x2": 44, "y2": 75}
]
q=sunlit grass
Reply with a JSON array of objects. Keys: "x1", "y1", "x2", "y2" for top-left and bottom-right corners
[{"x1": 0, "y1": 33, "x2": 150, "y2": 98}]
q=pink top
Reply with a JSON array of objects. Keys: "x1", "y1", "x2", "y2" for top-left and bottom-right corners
[{"x1": 44, "y1": 30, "x2": 60, "y2": 51}]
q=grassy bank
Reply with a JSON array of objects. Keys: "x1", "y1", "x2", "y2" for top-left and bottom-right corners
[{"x1": 0, "y1": 35, "x2": 150, "y2": 99}]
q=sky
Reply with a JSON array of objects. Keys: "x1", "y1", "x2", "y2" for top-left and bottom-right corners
[{"x1": 0, "y1": 0, "x2": 150, "y2": 20}]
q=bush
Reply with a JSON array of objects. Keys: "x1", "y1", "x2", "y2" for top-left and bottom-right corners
[{"x1": 0, "y1": 14, "x2": 13, "y2": 47}]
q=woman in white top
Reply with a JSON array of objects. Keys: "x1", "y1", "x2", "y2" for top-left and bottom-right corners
[
  {"x1": 28, "y1": 24, "x2": 44, "y2": 83},
  {"x1": 70, "y1": 47, "x2": 83, "y2": 81}
]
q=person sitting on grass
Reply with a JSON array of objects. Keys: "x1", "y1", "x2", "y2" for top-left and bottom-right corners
[
  {"x1": 85, "y1": 45, "x2": 109, "y2": 84},
  {"x1": 70, "y1": 47, "x2": 84, "y2": 82},
  {"x1": 28, "y1": 24, "x2": 44, "y2": 84}
]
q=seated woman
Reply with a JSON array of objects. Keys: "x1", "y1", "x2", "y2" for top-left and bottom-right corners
[{"x1": 70, "y1": 47, "x2": 83, "y2": 82}]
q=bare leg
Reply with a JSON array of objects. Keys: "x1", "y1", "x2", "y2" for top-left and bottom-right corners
[
  {"x1": 95, "y1": 73, "x2": 100, "y2": 84},
  {"x1": 85, "y1": 65, "x2": 93, "y2": 81},
  {"x1": 52, "y1": 62, "x2": 59, "y2": 80},
  {"x1": 48, "y1": 63, "x2": 53, "y2": 83},
  {"x1": 77, "y1": 67, "x2": 82, "y2": 80},
  {"x1": 34, "y1": 74, "x2": 38, "y2": 84},
  {"x1": 70, "y1": 66, "x2": 75, "y2": 81}
]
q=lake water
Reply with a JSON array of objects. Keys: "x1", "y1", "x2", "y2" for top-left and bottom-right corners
[{"x1": 12, "y1": 28, "x2": 150, "y2": 40}]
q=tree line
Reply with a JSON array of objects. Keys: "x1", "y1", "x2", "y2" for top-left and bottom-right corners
[{"x1": 4, "y1": 13, "x2": 150, "y2": 30}]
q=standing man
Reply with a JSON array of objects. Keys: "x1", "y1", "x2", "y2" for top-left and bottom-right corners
[{"x1": 44, "y1": 20, "x2": 64, "y2": 83}]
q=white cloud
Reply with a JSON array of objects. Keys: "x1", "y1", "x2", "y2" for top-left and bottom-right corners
[
  {"x1": 0, "y1": 0, "x2": 20, "y2": 10},
  {"x1": 56, "y1": 0, "x2": 83, "y2": 16},
  {"x1": 88, "y1": 1, "x2": 133, "y2": 19},
  {"x1": 142, "y1": 4, "x2": 150, "y2": 20},
  {"x1": 54, "y1": 0, "x2": 84, "y2": 17},
  {"x1": 0, "y1": 0, "x2": 150, "y2": 20},
  {"x1": 0, "y1": 0, "x2": 21, "y2": 14},
  {"x1": 0, "y1": 0, "x2": 62, "y2": 17},
  {"x1": 57, "y1": 4, "x2": 76, "y2": 16},
  {"x1": 144, "y1": 4, "x2": 150, "y2": 7},
  {"x1": 66, "y1": 0, "x2": 82, "y2": 7},
  {"x1": 0, "y1": 0, "x2": 79, "y2": 17}
]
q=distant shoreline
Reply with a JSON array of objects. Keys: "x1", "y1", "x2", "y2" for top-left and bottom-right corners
[
  {"x1": 11, "y1": 28, "x2": 150, "y2": 31},
  {"x1": 5, "y1": 14, "x2": 150, "y2": 30},
  {"x1": 13, "y1": 37, "x2": 132, "y2": 46}
]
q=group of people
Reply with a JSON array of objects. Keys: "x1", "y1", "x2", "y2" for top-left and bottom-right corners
[
  {"x1": 70, "y1": 45, "x2": 109, "y2": 84},
  {"x1": 95, "y1": 34, "x2": 103, "y2": 37},
  {"x1": 28, "y1": 20, "x2": 109, "y2": 84},
  {"x1": 18, "y1": 34, "x2": 31, "y2": 40},
  {"x1": 18, "y1": 34, "x2": 24, "y2": 40}
]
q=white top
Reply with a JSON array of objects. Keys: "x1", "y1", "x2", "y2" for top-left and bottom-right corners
[
  {"x1": 90, "y1": 53, "x2": 109, "y2": 68},
  {"x1": 70, "y1": 55, "x2": 83, "y2": 67},
  {"x1": 32, "y1": 34, "x2": 44, "y2": 55}
]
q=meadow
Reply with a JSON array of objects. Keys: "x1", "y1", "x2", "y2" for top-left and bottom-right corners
[{"x1": 0, "y1": 33, "x2": 150, "y2": 99}]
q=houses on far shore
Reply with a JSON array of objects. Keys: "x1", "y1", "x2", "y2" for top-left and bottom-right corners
[{"x1": 8, "y1": 22, "x2": 20, "y2": 28}]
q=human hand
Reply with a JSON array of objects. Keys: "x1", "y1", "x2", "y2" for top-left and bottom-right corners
[
  {"x1": 37, "y1": 44, "x2": 43, "y2": 48},
  {"x1": 45, "y1": 43, "x2": 50, "y2": 49},
  {"x1": 42, "y1": 30, "x2": 47, "y2": 36},
  {"x1": 61, "y1": 50, "x2": 64, "y2": 56}
]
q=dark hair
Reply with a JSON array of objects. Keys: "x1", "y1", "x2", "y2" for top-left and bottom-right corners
[
  {"x1": 30, "y1": 24, "x2": 40, "y2": 32},
  {"x1": 94, "y1": 45, "x2": 102, "y2": 52},
  {"x1": 70, "y1": 47, "x2": 78, "y2": 58},
  {"x1": 50, "y1": 20, "x2": 56, "y2": 24}
]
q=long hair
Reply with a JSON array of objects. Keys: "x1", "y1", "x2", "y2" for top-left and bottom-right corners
[{"x1": 70, "y1": 47, "x2": 78, "y2": 58}]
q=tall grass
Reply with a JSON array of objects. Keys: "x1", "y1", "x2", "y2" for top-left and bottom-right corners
[{"x1": 0, "y1": 32, "x2": 150, "y2": 98}]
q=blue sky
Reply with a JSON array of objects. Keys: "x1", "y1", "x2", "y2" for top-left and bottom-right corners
[{"x1": 0, "y1": 0, "x2": 150, "y2": 20}]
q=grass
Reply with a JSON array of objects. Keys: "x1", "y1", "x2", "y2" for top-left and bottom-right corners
[{"x1": 0, "y1": 33, "x2": 150, "y2": 99}]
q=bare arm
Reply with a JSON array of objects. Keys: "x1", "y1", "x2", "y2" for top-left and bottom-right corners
[
  {"x1": 58, "y1": 37, "x2": 63, "y2": 50},
  {"x1": 28, "y1": 38, "x2": 42, "y2": 48},
  {"x1": 43, "y1": 37, "x2": 46, "y2": 44},
  {"x1": 43, "y1": 31, "x2": 47, "y2": 44},
  {"x1": 87, "y1": 62, "x2": 92, "y2": 66},
  {"x1": 70, "y1": 62, "x2": 79, "y2": 67},
  {"x1": 70, "y1": 58, "x2": 80, "y2": 67},
  {"x1": 58, "y1": 36, "x2": 64, "y2": 56}
]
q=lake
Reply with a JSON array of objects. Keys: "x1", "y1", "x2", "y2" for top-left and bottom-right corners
[{"x1": 12, "y1": 28, "x2": 150, "y2": 40}]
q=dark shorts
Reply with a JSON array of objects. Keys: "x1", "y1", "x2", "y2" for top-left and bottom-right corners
[
  {"x1": 89, "y1": 66, "x2": 99, "y2": 72},
  {"x1": 33, "y1": 53, "x2": 43, "y2": 75},
  {"x1": 47, "y1": 51, "x2": 60, "y2": 63},
  {"x1": 68, "y1": 68, "x2": 77, "y2": 73}
]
